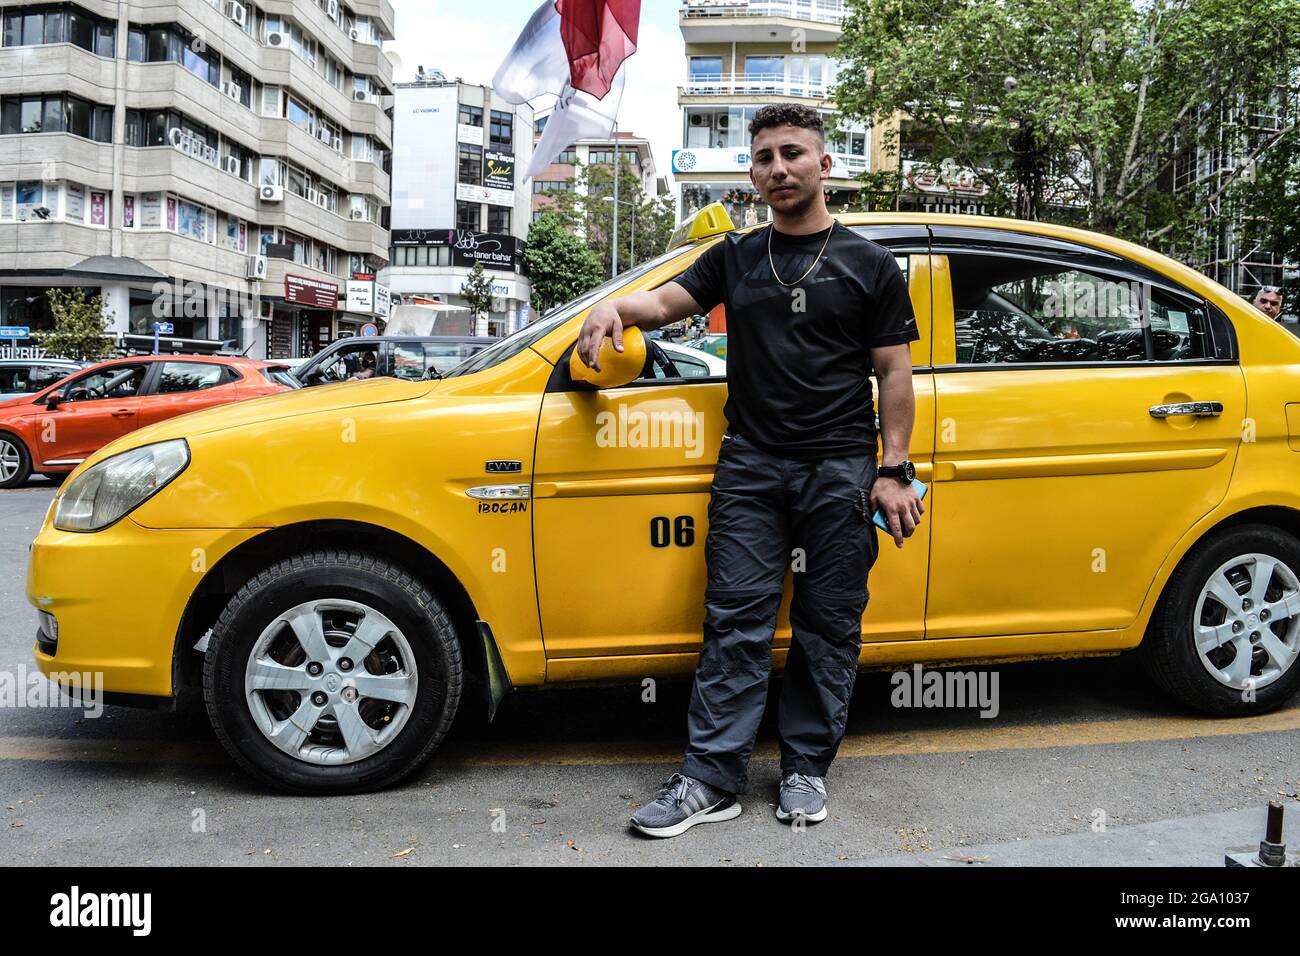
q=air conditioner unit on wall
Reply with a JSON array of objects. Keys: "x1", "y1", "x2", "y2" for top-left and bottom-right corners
[
  {"x1": 222, "y1": 81, "x2": 241, "y2": 100},
  {"x1": 689, "y1": 114, "x2": 705, "y2": 126},
  {"x1": 327, "y1": 0, "x2": 339, "y2": 18},
  {"x1": 350, "y1": 208, "x2": 365, "y2": 220},
  {"x1": 349, "y1": 28, "x2": 360, "y2": 40},
  {"x1": 266, "y1": 31, "x2": 287, "y2": 48},
  {"x1": 246, "y1": 254, "x2": 268, "y2": 279},
  {"x1": 260, "y1": 184, "x2": 283, "y2": 202},
  {"x1": 331, "y1": 134, "x2": 342, "y2": 151},
  {"x1": 225, "y1": 1, "x2": 246, "y2": 27},
  {"x1": 353, "y1": 89, "x2": 370, "y2": 103},
  {"x1": 223, "y1": 156, "x2": 240, "y2": 174}
]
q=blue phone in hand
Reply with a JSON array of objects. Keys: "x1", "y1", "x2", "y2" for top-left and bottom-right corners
[{"x1": 871, "y1": 478, "x2": 928, "y2": 534}]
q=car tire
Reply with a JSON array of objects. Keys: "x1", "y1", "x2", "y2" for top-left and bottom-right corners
[
  {"x1": 0, "y1": 432, "x2": 32, "y2": 489},
  {"x1": 1140, "y1": 523, "x2": 1300, "y2": 715},
  {"x1": 203, "y1": 549, "x2": 462, "y2": 794}
]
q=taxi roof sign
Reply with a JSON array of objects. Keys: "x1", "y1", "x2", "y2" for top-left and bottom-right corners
[{"x1": 666, "y1": 202, "x2": 735, "y2": 251}]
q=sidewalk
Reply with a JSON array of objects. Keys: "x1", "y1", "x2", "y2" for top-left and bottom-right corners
[{"x1": 839, "y1": 805, "x2": 1294, "y2": 866}]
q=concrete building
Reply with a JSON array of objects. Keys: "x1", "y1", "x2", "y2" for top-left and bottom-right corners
[
  {"x1": 0, "y1": 0, "x2": 395, "y2": 360},
  {"x1": 673, "y1": 0, "x2": 874, "y2": 225},
  {"x1": 529, "y1": 124, "x2": 659, "y2": 226},
  {"x1": 379, "y1": 69, "x2": 533, "y2": 337}
]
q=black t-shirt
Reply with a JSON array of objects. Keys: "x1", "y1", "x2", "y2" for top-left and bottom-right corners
[{"x1": 671, "y1": 219, "x2": 919, "y2": 459}]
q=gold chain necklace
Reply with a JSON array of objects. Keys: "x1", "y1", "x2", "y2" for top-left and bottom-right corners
[{"x1": 768, "y1": 221, "x2": 835, "y2": 287}]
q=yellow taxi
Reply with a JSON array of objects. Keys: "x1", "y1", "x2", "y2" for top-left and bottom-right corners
[{"x1": 27, "y1": 204, "x2": 1300, "y2": 792}]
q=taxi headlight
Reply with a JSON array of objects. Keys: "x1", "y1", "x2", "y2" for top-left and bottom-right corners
[{"x1": 54, "y1": 439, "x2": 190, "y2": 532}]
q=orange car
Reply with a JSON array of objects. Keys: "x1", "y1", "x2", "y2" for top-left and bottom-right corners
[{"x1": 0, "y1": 355, "x2": 296, "y2": 488}]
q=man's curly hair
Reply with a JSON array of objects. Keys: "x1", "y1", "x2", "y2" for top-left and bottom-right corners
[{"x1": 748, "y1": 104, "x2": 824, "y2": 146}]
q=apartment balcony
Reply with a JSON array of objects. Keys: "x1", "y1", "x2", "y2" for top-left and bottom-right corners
[
  {"x1": 351, "y1": 0, "x2": 397, "y2": 39},
  {"x1": 350, "y1": 41, "x2": 394, "y2": 92},
  {"x1": 349, "y1": 159, "x2": 390, "y2": 202},
  {"x1": 0, "y1": 43, "x2": 116, "y2": 102},
  {"x1": 0, "y1": 221, "x2": 111, "y2": 274},
  {"x1": 679, "y1": 1, "x2": 844, "y2": 43},
  {"x1": 260, "y1": 0, "x2": 358, "y2": 75},
  {"x1": 121, "y1": 146, "x2": 261, "y2": 223},
  {"x1": 261, "y1": 188, "x2": 380, "y2": 252},
  {"x1": 680, "y1": 72, "x2": 832, "y2": 102},
  {"x1": 0, "y1": 133, "x2": 115, "y2": 192},
  {"x1": 122, "y1": 228, "x2": 255, "y2": 286}
]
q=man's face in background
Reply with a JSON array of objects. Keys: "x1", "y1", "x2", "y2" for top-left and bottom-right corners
[
  {"x1": 1254, "y1": 287, "x2": 1284, "y2": 319},
  {"x1": 749, "y1": 124, "x2": 831, "y2": 218}
]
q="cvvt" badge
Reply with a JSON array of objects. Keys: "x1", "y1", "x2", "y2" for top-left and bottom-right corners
[{"x1": 485, "y1": 460, "x2": 522, "y2": 474}]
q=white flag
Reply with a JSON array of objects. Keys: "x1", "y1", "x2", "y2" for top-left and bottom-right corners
[
  {"x1": 524, "y1": 70, "x2": 625, "y2": 181},
  {"x1": 494, "y1": 0, "x2": 628, "y2": 182},
  {"x1": 492, "y1": 0, "x2": 568, "y2": 105}
]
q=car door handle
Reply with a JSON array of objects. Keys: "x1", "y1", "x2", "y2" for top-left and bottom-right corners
[
  {"x1": 111, "y1": 409, "x2": 135, "y2": 418},
  {"x1": 1149, "y1": 401, "x2": 1223, "y2": 418}
]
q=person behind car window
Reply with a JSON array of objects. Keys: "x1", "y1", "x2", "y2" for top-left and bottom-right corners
[
  {"x1": 1253, "y1": 285, "x2": 1283, "y2": 321},
  {"x1": 349, "y1": 350, "x2": 377, "y2": 380}
]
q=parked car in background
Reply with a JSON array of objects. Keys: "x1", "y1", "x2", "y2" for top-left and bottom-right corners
[
  {"x1": 293, "y1": 336, "x2": 496, "y2": 386},
  {"x1": 658, "y1": 339, "x2": 727, "y2": 378},
  {"x1": 0, "y1": 358, "x2": 85, "y2": 398},
  {"x1": 689, "y1": 333, "x2": 728, "y2": 360},
  {"x1": 0, "y1": 354, "x2": 294, "y2": 488}
]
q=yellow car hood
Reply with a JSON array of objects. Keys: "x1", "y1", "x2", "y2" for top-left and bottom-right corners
[{"x1": 78, "y1": 376, "x2": 439, "y2": 471}]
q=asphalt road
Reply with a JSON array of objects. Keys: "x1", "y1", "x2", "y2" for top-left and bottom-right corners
[{"x1": 1, "y1": 479, "x2": 1297, "y2": 866}]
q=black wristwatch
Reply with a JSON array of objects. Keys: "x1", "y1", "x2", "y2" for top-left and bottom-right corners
[{"x1": 879, "y1": 460, "x2": 916, "y2": 483}]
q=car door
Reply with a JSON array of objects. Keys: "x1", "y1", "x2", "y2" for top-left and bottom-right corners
[
  {"x1": 923, "y1": 228, "x2": 1246, "y2": 640},
  {"x1": 531, "y1": 233, "x2": 936, "y2": 667},
  {"x1": 138, "y1": 361, "x2": 242, "y2": 428},
  {"x1": 35, "y1": 362, "x2": 150, "y2": 465}
]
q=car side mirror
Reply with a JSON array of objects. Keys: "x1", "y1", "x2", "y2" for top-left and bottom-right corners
[
  {"x1": 45, "y1": 393, "x2": 61, "y2": 410},
  {"x1": 568, "y1": 325, "x2": 647, "y2": 389}
]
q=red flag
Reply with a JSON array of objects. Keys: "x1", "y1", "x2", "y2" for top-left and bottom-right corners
[{"x1": 555, "y1": 0, "x2": 641, "y2": 99}]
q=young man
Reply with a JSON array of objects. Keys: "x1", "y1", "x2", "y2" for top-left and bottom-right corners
[{"x1": 576, "y1": 104, "x2": 923, "y2": 838}]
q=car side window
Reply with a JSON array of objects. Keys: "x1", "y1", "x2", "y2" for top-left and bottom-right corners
[
  {"x1": 669, "y1": 352, "x2": 712, "y2": 378},
  {"x1": 155, "y1": 362, "x2": 226, "y2": 394},
  {"x1": 947, "y1": 251, "x2": 1214, "y2": 364},
  {"x1": 0, "y1": 366, "x2": 27, "y2": 391},
  {"x1": 59, "y1": 364, "x2": 148, "y2": 402},
  {"x1": 391, "y1": 343, "x2": 426, "y2": 381},
  {"x1": 30, "y1": 365, "x2": 73, "y2": 391},
  {"x1": 630, "y1": 341, "x2": 686, "y2": 384},
  {"x1": 316, "y1": 343, "x2": 377, "y2": 382}
]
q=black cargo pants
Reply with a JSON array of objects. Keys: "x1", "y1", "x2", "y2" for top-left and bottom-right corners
[{"x1": 680, "y1": 430, "x2": 880, "y2": 795}]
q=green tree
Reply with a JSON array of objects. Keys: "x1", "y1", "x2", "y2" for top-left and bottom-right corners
[
  {"x1": 524, "y1": 211, "x2": 604, "y2": 314},
  {"x1": 459, "y1": 261, "x2": 496, "y2": 332},
  {"x1": 539, "y1": 156, "x2": 676, "y2": 277},
  {"x1": 34, "y1": 288, "x2": 113, "y2": 361},
  {"x1": 833, "y1": 0, "x2": 1300, "y2": 244}
]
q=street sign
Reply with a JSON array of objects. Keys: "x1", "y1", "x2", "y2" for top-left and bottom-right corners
[
  {"x1": 0, "y1": 326, "x2": 30, "y2": 337},
  {"x1": 153, "y1": 321, "x2": 173, "y2": 355},
  {"x1": 360, "y1": 323, "x2": 378, "y2": 337}
]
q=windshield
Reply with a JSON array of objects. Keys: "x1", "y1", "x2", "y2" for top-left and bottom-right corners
[{"x1": 442, "y1": 245, "x2": 688, "y2": 378}]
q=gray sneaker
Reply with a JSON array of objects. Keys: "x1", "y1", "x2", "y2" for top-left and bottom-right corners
[
  {"x1": 776, "y1": 772, "x2": 828, "y2": 823},
  {"x1": 629, "y1": 772, "x2": 742, "y2": 838}
]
